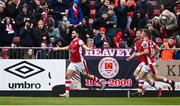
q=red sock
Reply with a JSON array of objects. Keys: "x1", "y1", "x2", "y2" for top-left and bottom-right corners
[
  {"x1": 65, "y1": 79, "x2": 71, "y2": 93},
  {"x1": 162, "y1": 78, "x2": 172, "y2": 84},
  {"x1": 138, "y1": 80, "x2": 144, "y2": 93}
]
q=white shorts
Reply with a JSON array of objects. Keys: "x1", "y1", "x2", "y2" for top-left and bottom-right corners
[
  {"x1": 135, "y1": 62, "x2": 150, "y2": 73},
  {"x1": 67, "y1": 62, "x2": 84, "y2": 73}
]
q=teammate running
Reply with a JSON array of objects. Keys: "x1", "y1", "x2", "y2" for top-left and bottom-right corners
[
  {"x1": 136, "y1": 29, "x2": 175, "y2": 93},
  {"x1": 127, "y1": 36, "x2": 161, "y2": 96}
]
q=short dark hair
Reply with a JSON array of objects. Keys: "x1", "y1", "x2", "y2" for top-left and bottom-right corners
[
  {"x1": 134, "y1": 37, "x2": 141, "y2": 42},
  {"x1": 72, "y1": 28, "x2": 80, "y2": 34},
  {"x1": 142, "y1": 29, "x2": 150, "y2": 37}
]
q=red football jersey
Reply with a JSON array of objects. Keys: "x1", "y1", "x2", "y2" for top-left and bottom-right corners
[
  {"x1": 134, "y1": 40, "x2": 147, "y2": 63},
  {"x1": 141, "y1": 39, "x2": 157, "y2": 64},
  {"x1": 69, "y1": 38, "x2": 84, "y2": 62}
]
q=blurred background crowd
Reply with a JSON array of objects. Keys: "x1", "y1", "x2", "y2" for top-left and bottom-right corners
[{"x1": 0, "y1": 0, "x2": 179, "y2": 59}]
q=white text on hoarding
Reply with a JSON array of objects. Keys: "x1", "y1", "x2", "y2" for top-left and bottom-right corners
[
  {"x1": 8, "y1": 81, "x2": 41, "y2": 89},
  {"x1": 85, "y1": 79, "x2": 132, "y2": 87},
  {"x1": 85, "y1": 49, "x2": 132, "y2": 57}
]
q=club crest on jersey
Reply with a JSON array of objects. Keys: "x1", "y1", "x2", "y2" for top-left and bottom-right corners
[{"x1": 98, "y1": 57, "x2": 119, "y2": 78}]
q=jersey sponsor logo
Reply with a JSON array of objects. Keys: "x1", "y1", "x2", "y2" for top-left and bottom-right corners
[
  {"x1": 98, "y1": 57, "x2": 119, "y2": 78},
  {"x1": 142, "y1": 42, "x2": 148, "y2": 48}
]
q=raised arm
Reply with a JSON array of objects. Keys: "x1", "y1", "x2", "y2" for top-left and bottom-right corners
[
  {"x1": 126, "y1": 51, "x2": 137, "y2": 61},
  {"x1": 82, "y1": 44, "x2": 92, "y2": 51},
  {"x1": 53, "y1": 46, "x2": 70, "y2": 51},
  {"x1": 135, "y1": 48, "x2": 149, "y2": 56},
  {"x1": 152, "y1": 45, "x2": 160, "y2": 58}
]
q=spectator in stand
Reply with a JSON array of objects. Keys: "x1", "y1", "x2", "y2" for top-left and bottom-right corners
[
  {"x1": 16, "y1": 3, "x2": 32, "y2": 34},
  {"x1": 106, "y1": 4, "x2": 117, "y2": 45},
  {"x1": 52, "y1": 39, "x2": 69, "y2": 59},
  {"x1": 59, "y1": 16, "x2": 72, "y2": 46},
  {"x1": 126, "y1": 0, "x2": 136, "y2": 30},
  {"x1": 5, "y1": 0, "x2": 21, "y2": 19},
  {"x1": 174, "y1": 1, "x2": 180, "y2": 35},
  {"x1": 160, "y1": 37, "x2": 176, "y2": 60},
  {"x1": 114, "y1": 0, "x2": 128, "y2": 32},
  {"x1": 86, "y1": 38, "x2": 94, "y2": 48},
  {"x1": 130, "y1": 10, "x2": 148, "y2": 32},
  {"x1": 41, "y1": 1, "x2": 49, "y2": 26},
  {"x1": 33, "y1": 19, "x2": 49, "y2": 47},
  {"x1": 80, "y1": 0, "x2": 90, "y2": 19},
  {"x1": 136, "y1": 0, "x2": 153, "y2": 19},
  {"x1": 47, "y1": 16, "x2": 61, "y2": 42},
  {"x1": 146, "y1": 20, "x2": 160, "y2": 42},
  {"x1": 95, "y1": 0, "x2": 110, "y2": 20},
  {"x1": 93, "y1": 12, "x2": 109, "y2": 29},
  {"x1": 78, "y1": 17, "x2": 93, "y2": 44},
  {"x1": 11, "y1": 36, "x2": 20, "y2": 47},
  {"x1": 9, "y1": 36, "x2": 22, "y2": 59},
  {"x1": 0, "y1": 51, "x2": 3, "y2": 59},
  {"x1": 33, "y1": 0, "x2": 50, "y2": 25},
  {"x1": 151, "y1": 16, "x2": 161, "y2": 31},
  {"x1": 49, "y1": 0, "x2": 69, "y2": 27},
  {"x1": 103, "y1": 40, "x2": 110, "y2": 48},
  {"x1": 94, "y1": 27, "x2": 111, "y2": 48},
  {"x1": 113, "y1": 31, "x2": 123, "y2": 48},
  {"x1": 94, "y1": 0, "x2": 104, "y2": 10},
  {"x1": 67, "y1": 0, "x2": 83, "y2": 27},
  {"x1": 175, "y1": 35, "x2": 180, "y2": 59},
  {"x1": 123, "y1": 30, "x2": 133, "y2": 47},
  {"x1": 19, "y1": 18, "x2": 34, "y2": 47},
  {"x1": 0, "y1": 0, "x2": 6, "y2": 19},
  {"x1": 23, "y1": 48, "x2": 35, "y2": 59},
  {"x1": 20, "y1": 0, "x2": 36, "y2": 14},
  {"x1": 1, "y1": 17, "x2": 16, "y2": 46},
  {"x1": 160, "y1": 0, "x2": 176, "y2": 12},
  {"x1": 36, "y1": 42, "x2": 52, "y2": 59},
  {"x1": 159, "y1": 10, "x2": 178, "y2": 38},
  {"x1": 151, "y1": 16, "x2": 166, "y2": 40},
  {"x1": 0, "y1": 0, "x2": 6, "y2": 46},
  {"x1": 1, "y1": 48, "x2": 9, "y2": 59}
]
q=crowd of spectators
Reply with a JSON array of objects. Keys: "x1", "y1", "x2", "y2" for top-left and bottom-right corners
[{"x1": 0, "y1": 0, "x2": 179, "y2": 59}]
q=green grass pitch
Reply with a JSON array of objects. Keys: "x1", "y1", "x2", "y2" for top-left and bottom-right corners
[{"x1": 0, "y1": 97, "x2": 180, "y2": 105}]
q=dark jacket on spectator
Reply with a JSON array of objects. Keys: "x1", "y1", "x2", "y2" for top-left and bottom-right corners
[
  {"x1": 160, "y1": 0, "x2": 176, "y2": 12},
  {"x1": 20, "y1": 0, "x2": 36, "y2": 14},
  {"x1": 115, "y1": 5, "x2": 128, "y2": 32},
  {"x1": 16, "y1": 11, "x2": 32, "y2": 34},
  {"x1": 33, "y1": 27, "x2": 49, "y2": 47},
  {"x1": 92, "y1": 15, "x2": 108, "y2": 29},
  {"x1": 94, "y1": 33, "x2": 111, "y2": 48},
  {"x1": 19, "y1": 26, "x2": 34, "y2": 47},
  {"x1": 78, "y1": 21, "x2": 93, "y2": 44},
  {"x1": 49, "y1": 0, "x2": 69, "y2": 27},
  {"x1": 95, "y1": 4, "x2": 108, "y2": 20},
  {"x1": 80, "y1": 0, "x2": 90, "y2": 18},
  {"x1": 130, "y1": 10, "x2": 148, "y2": 31},
  {"x1": 5, "y1": 2, "x2": 19, "y2": 19},
  {"x1": 136, "y1": 0, "x2": 153, "y2": 18}
]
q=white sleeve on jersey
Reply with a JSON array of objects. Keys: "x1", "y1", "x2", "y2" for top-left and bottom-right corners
[
  {"x1": 152, "y1": 41, "x2": 157, "y2": 48},
  {"x1": 134, "y1": 45, "x2": 137, "y2": 51},
  {"x1": 79, "y1": 39, "x2": 85, "y2": 46}
]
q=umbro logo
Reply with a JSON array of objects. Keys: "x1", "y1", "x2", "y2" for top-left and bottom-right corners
[{"x1": 4, "y1": 61, "x2": 45, "y2": 79}]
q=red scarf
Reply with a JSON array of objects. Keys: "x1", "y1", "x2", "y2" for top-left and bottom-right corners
[
  {"x1": 73, "y1": 6, "x2": 78, "y2": 17},
  {"x1": 6, "y1": 23, "x2": 14, "y2": 34},
  {"x1": 6, "y1": 23, "x2": 13, "y2": 31}
]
